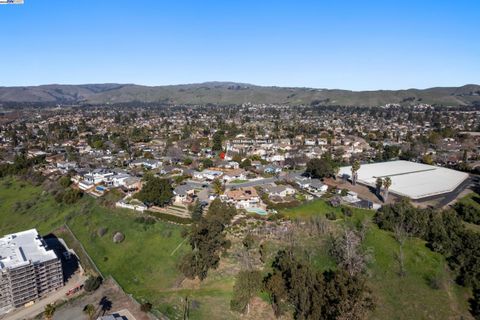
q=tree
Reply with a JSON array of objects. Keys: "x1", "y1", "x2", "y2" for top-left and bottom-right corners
[
  {"x1": 58, "y1": 175, "x2": 72, "y2": 188},
  {"x1": 83, "y1": 304, "x2": 96, "y2": 320},
  {"x1": 375, "y1": 177, "x2": 383, "y2": 198},
  {"x1": 240, "y1": 158, "x2": 251, "y2": 169},
  {"x1": 43, "y1": 304, "x2": 55, "y2": 320},
  {"x1": 230, "y1": 270, "x2": 263, "y2": 314},
  {"x1": 212, "y1": 178, "x2": 224, "y2": 195},
  {"x1": 62, "y1": 188, "x2": 83, "y2": 204},
  {"x1": 422, "y1": 154, "x2": 434, "y2": 165},
  {"x1": 202, "y1": 158, "x2": 214, "y2": 169},
  {"x1": 383, "y1": 177, "x2": 392, "y2": 202},
  {"x1": 84, "y1": 275, "x2": 102, "y2": 292},
  {"x1": 189, "y1": 202, "x2": 204, "y2": 221},
  {"x1": 135, "y1": 176, "x2": 173, "y2": 207},
  {"x1": 329, "y1": 228, "x2": 370, "y2": 276},
  {"x1": 305, "y1": 155, "x2": 339, "y2": 179},
  {"x1": 212, "y1": 131, "x2": 224, "y2": 151},
  {"x1": 180, "y1": 199, "x2": 236, "y2": 280},
  {"x1": 454, "y1": 202, "x2": 480, "y2": 225},
  {"x1": 264, "y1": 249, "x2": 374, "y2": 320},
  {"x1": 470, "y1": 285, "x2": 480, "y2": 320},
  {"x1": 351, "y1": 160, "x2": 361, "y2": 185}
]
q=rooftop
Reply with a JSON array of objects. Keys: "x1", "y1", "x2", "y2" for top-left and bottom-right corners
[
  {"x1": 0, "y1": 229, "x2": 58, "y2": 270},
  {"x1": 339, "y1": 160, "x2": 469, "y2": 200}
]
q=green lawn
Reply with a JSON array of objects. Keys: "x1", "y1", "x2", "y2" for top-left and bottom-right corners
[
  {"x1": 281, "y1": 198, "x2": 342, "y2": 218},
  {"x1": 229, "y1": 179, "x2": 249, "y2": 184}
]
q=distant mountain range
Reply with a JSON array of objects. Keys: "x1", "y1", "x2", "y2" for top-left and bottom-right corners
[{"x1": 0, "y1": 82, "x2": 479, "y2": 107}]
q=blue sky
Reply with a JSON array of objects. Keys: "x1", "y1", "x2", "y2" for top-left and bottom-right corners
[{"x1": 0, "y1": 0, "x2": 479, "y2": 90}]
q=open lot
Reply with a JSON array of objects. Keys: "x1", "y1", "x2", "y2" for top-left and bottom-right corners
[
  {"x1": 52, "y1": 277, "x2": 151, "y2": 320},
  {"x1": 280, "y1": 199, "x2": 474, "y2": 319},
  {"x1": 0, "y1": 177, "x2": 475, "y2": 320},
  {"x1": 0, "y1": 178, "x2": 236, "y2": 320}
]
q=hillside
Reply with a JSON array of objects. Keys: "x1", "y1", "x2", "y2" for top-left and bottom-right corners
[
  {"x1": 0, "y1": 82, "x2": 479, "y2": 106},
  {"x1": 0, "y1": 178, "x2": 474, "y2": 319}
]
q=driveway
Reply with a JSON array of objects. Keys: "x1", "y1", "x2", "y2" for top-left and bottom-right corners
[{"x1": 0, "y1": 272, "x2": 86, "y2": 320}]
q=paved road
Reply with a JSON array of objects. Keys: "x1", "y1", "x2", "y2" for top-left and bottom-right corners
[
  {"x1": 226, "y1": 177, "x2": 277, "y2": 188},
  {"x1": 186, "y1": 177, "x2": 278, "y2": 189},
  {"x1": 0, "y1": 272, "x2": 86, "y2": 320}
]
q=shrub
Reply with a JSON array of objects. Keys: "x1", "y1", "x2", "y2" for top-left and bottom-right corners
[
  {"x1": 63, "y1": 188, "x2": 82, "y2": 204},
  {"x1": 426, "y1": 274, "x2": 443, "y2": 290},
  {"x1": 97, "y1": 227, "x2": 108, "y2": 237},
  {"x1": 140, "y1": 302, "x2": 153, "y2": 313},
  {"x1": 326, "y1": 212, "x2": 336, "y2": 220},
  {"x1": 84, "y1": 275, "x2": 102, "y2": 292},
  {"x1": 342, "y1": 207, "x2": 353, "y2": 217},
  {"x1": 454, "y1": 202, "x2": 480, "y2": 225},
  {"x1": 113, "y1": 232, "x2": 125, "y2": 243},
  {"x1": 134, "y1": 216, "x2": 156, "y2": 225}
]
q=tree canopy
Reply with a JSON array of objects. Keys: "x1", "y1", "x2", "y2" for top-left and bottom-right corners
[
  {"x1": 305, "y1": 155, "x2": 339, "y2": 179},
  {"x1": 135, "y1": 176, "x2": 173, "y2": 207},
  {"x1": 180, "y1": 199, "x2": 236, "y2": 280}
]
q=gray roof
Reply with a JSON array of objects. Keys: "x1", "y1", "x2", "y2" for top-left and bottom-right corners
[{"x1": 97, "y1": 315, "x2": 126, "y2": 320}]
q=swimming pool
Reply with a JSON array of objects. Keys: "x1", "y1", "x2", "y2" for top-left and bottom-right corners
[{"x1": 245, "y1": 207, "x2": 268, "y2": 215}]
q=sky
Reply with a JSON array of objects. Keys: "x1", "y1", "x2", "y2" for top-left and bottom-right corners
[{"x1": 0, "y1": 0, "x2": 479, "y2": 90}]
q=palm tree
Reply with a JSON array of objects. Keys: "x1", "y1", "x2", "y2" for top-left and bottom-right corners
[
  {"x1": 383, "y1": 177, "x2": 392, "y2": 202},
  {"x1": 83, "y1": 304, "x2": 96, "y2": 320},
  {"x1": 44, "y1": 304, "x2": 55, "y2": 320},
  {"x1": 375, "y1": 177, "x2": 383, "y2": 198},
  {"x1": 351, "y1": 160, "x2": 361, "y2": 185},
  {"x1": 333, "y1": 166, "x2": 340, "y2": 180}
]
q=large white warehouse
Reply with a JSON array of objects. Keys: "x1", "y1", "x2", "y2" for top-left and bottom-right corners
[{"x1": 338, "y1": 160, "x2": 469, "y2": 200}]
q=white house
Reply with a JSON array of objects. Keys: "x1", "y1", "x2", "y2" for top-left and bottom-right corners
[
  {"x1": 84, "y1": 169, "x2": 114, "y2": 185},
  {"x1": 193, "y1": 170, "x2": 223, "y2": 181},
  {"x1": 263, "y1": 185, "x2": 296, "y2": 198}
]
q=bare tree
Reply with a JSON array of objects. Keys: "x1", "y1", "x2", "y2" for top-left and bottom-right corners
[
  {"x1": 330, "y1": 228, "x2": 370, "y2": 276},
  {"x1": 393, "y1": 224, "x2": 409, "y2": 277}
]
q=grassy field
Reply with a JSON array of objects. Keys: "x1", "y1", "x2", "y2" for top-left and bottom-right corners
[
  {"x1": 0, "y1": 178, "x2": 236, "y2": 320},
  {"x1": 0, "y1": 177, "x2": 474, "y2": 319},
  {"x1": 281, "y1": 198, "x2": 473, "y2": 319}
]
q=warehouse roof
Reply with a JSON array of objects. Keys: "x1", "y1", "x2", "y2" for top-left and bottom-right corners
[{"x1": 338, "y1": 160, "x2": 469, "y2": 199}]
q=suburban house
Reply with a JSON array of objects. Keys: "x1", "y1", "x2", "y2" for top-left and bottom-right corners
[
  {"x1": 173, "y1": 184, "x2": 196, "y2": 205},
  {"x1": 84, "y1": 169, "x2": 115, "y2": 185},
  {"x1": 129, "y1": 159, "x2": 162, "y2": 170},
  {"x1": 193, "y1": 170, "x2": 223, "y2": 181},
  {"x1": 222, "y1": 169, "x2": 248, "y2": 182},
  {"x1": 294, "y1": 176, "x2": 328, "y2": 193},
  {"x1": 222, "y1": 187, "x2": 261, "y2": 209},
  {"x1": 262, "y1": 184, "x2": 296, "y2": 198},
  {"x1": 56, "y1": 161, "x2": 77, "y2": 172},
  {"x1": 111, "y1": 174, "x2": 142, "y2": 191},
  {"x1": 78, "y1": 180, "x2": 95, "y2": 191}
]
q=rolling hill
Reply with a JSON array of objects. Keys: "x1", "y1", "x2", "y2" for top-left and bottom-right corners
[{"x1": 0, "y1": 82, "x2": 479, "y2": 106}]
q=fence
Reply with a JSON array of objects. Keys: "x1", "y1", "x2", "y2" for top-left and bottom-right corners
[
  {"x1": 108, "y1": 276, "x2": 166, "y2": 320},
  {"x1": 61, "y1": 225, "x2": 168, "y2": 320},
  {"x1": 62, "y1": 223, "x2": 104, "y2": 278}
]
